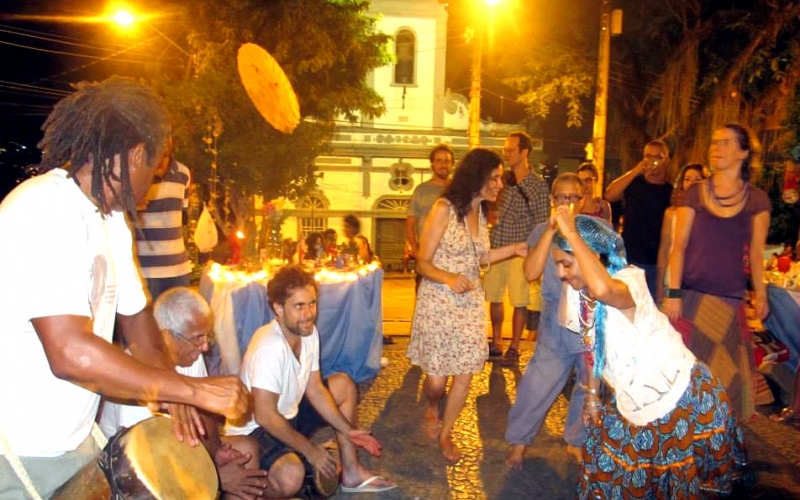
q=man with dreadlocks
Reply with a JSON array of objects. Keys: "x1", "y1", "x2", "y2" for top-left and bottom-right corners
[
  {"x1": 0, "y1": 76, "x2": 248, "y2": 498},
  {"x1": 543, "y1": 208, "x2": 746, "y2": 499}
]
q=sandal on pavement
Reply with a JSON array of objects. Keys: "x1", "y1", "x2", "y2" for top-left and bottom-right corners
[
  {"x1": 501, "y1": 347, "x2": 520, "y2": 366},
  {"x1": 770, "y1": 407, "x2": 800, "y2": 430},
  {"x1": 341, "y1": 475, "x2": 397, "y2": 493}
]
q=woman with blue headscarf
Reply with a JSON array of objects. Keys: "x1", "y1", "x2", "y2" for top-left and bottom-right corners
[{"x1": 547, "y1": 207, "x2": 746, "y2": 499}]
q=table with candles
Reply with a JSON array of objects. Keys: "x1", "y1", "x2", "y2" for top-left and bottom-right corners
[{"x1": 199, "y1": 261, "x2": 385, "y2": 383}]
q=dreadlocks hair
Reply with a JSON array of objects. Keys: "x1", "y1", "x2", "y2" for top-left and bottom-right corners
[{"x1": 37, "y1": 76, "x2": 170, "y2": 216}]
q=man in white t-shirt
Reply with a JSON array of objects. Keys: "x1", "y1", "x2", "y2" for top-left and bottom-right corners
[
  {"x1": 0, "y1": 77, "x2": 248, "y2": 498},
  {"x1": 99, "y1": 287, "x2": 269, "y2": 499},
  {"x1": 226, "y1": 265, "x2": 396, "y2": 497}
]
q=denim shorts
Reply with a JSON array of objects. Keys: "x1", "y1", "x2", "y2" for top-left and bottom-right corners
[{"x1": 249, "y1": 395, "x2": 328, "y2": 471}]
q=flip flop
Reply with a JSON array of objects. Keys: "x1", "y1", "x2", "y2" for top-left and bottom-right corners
[{"x1": 341, "y1": 475, "x2": 398, "y2": 493}]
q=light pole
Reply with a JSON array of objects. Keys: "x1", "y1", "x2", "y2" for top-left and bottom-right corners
[
  {"x1": 467, "y1": 0, "x2": 503, "y2": 150},
  {"x1": 590, "y1": 3, "x2": 622, "y2": 190}
]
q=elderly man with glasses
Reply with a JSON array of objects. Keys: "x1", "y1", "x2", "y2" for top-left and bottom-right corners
[{"x1": 98, "y1": 287, "x2": 269, "y2": 500}]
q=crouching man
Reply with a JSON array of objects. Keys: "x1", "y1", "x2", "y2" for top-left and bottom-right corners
[{"x1": 226, "y1": 265, "x2": 396, "y2": 497}]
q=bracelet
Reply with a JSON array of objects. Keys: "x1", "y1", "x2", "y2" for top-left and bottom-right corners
[
  {"x1": 579, "y1": 384, "x2": 599, "y2": 396},
  {"x1": 665, "y1": 288, "x2": 684, "y2": 299}
]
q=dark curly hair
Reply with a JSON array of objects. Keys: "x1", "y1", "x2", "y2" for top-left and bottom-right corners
[
  {"x1": 267, "y1": 264, "x2": 318, "y2": 314},
  {"x1": 443, "y1": 148, "x2": 503, "y2": 221},
  {"x1": 37, "y1": 76, "x2": 170, "y2": 216}
]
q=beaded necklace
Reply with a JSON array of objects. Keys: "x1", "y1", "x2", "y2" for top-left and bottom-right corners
[
  {"x1": 709, "y1": 175, "x2": 748, "y2": 208},
  {"x1": 463, "y1": 206, "x2": 489, "y2": 279},
  {"x1": 578, "y1": 288, "x2": 597, "y2": 369}
]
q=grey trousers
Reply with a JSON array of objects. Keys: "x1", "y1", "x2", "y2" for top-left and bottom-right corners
[{"x1": 505, "y1": 341, "x2": 588, "y2": 447}]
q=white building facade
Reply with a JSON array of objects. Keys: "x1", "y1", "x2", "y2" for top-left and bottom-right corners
[{"x1": 279, "y1": 0, "x2": 542, "y2": 269}]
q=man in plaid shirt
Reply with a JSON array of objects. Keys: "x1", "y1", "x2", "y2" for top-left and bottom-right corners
[{"x1": 485, "y1": 132, "x2": 549, "y2": 365}]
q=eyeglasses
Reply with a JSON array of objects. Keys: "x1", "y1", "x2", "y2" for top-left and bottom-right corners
[
  {"x1": 554, "y1": 194, "x2": 583, "y2": 204},
  {"x1": 644, "y1": 154, "x2": 667, "y2": 160},
  {"x1": 579, "y1": 177, "x2": 597, "y2": 182},
  {"x1": 173, "y1": 330, "x2": 212, "y2": 347}
]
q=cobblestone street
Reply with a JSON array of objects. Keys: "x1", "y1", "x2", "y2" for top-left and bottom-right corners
[{"x1": 328, "y1": 274, "x2": 800, "y2": 499}]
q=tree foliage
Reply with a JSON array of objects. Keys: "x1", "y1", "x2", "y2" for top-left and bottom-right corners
[
  {"x1": 150, "y1": 0, "x2": 391, "y2": 200},
  {"x1": 491, "y1": 0, "x2": 800, "y2": 241},
  {"x1": 491, "y1": 0, "x2": 598, "y2": 129}
]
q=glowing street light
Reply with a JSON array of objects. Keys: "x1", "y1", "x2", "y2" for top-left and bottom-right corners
[
  {"x1": 111, "y1": 10, "x2": 135, "y2": 27},
  {"x1": 106, "y1": 6, "x2": 191, "y2": 58},
  {"x1": 467, "y1": 0, "x2": 504, "y2": 150}
]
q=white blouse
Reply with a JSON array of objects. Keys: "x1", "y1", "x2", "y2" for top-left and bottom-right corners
[{"x1": 586, "y1": 266, "x2": 696, "y2": 426}]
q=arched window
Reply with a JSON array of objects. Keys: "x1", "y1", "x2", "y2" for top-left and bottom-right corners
[
  {"x1": 296, "y1": 194, "x2": 327, "y2": 239},
  {"x1": 394, "y1": 29, "x2": 415, "y2": 85}
]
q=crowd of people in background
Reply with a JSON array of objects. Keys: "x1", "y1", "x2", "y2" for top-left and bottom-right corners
[{"x1": 1, "y1": 74, "x2": 797, "y2": 499}]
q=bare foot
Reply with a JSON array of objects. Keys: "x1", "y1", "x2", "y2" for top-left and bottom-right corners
[
  {"x1": 505, "y1": 444, "x2": 525, "y2": 470},
  {"x1": 424, "y1": 419, "x2": 441, "y2": 441},
  {"x1": 424, "y1": 407, "x2": 442, "y2": 440},
  {"x1": 439, "y1": 435, "x2": 462, "y2": 465}
]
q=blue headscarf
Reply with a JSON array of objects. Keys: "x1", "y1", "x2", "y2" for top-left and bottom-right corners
[{"x1": 553, "y1": 215, "x2": 627, "y2": 378}]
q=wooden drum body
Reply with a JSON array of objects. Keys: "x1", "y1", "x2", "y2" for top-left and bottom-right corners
[{"x1": 53, "y1": 416, "x2": 218, "y2": 500}]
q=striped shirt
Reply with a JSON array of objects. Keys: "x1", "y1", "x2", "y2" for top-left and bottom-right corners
[{"x1": 134, "y1": 161, "x2": 192, "y2": 279}]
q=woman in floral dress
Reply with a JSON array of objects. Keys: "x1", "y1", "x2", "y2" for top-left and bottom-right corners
[{"x1": 407, "y1": 148, "x2": 526, "y2": 464}]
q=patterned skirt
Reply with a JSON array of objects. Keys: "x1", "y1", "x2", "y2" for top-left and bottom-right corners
[
  {"x1": 676, "y1": 290, "x2": 755, "y2": 421},
  {"x1": 578, "y1": 363, "x2": 747, "y2": 500}
]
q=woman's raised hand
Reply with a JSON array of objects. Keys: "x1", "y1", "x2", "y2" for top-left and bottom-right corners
[{"x1": 553, "y1": 205, "x2": 577, "y2": 235}]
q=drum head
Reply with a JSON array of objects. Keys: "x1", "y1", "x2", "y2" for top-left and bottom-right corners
[{"x1": 120, "y1": 417, "x2": 218, "y2": 500}]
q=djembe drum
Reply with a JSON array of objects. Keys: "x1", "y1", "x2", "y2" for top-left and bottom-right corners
[{"x1": 52, "y1": 416, "x2": 218, "y2": 500}]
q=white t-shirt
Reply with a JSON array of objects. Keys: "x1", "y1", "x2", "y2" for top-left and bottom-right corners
[
  {"x1": 98, "y1": 355, "x2": 208, "y2": 438},
  {"x1": 601, "y1": 266, "x2": 696, "y2": 426},
  {"x1": 0, "y1": 170, "x2": 147, "y2": 457},
  {"x1": 226, "y1": 320, "x2": 320, "y2": 436}
]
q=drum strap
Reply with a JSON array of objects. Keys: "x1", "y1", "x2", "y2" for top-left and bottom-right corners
[
  {"x1": 0, "y1": 428, "x2": 43, "y2": 500},
  {"x1": 0, "y1": 423, "x2": 108, "y2": 500}
]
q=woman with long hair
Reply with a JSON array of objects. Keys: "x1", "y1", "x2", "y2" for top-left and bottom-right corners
[
  {"x1": 655, "y1": 163, "x2": 707, "y2": 303},
  {"x1": 407, "y1": 148, "x2": 526, "y2": 464},
  {"x1": 663, "y1": 124, "x2": 771, "y2": 421}
]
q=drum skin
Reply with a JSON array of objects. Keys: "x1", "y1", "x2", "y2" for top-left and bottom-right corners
[{"x1": 52, "y1": 416, "x2": 218, "y2": 500}]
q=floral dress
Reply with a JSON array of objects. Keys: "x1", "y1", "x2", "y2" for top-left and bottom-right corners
[{"x1": 407, "y1": 201, "x2": 489, "y2": 376}]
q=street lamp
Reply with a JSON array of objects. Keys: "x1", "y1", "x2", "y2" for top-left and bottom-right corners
[
  {"x1": 111, "y1": 10, "x2": 135, "y2": 27},
  {"x1": 108, "y1": 8, "x2": 191, "y2": 58},
  {"x1": 467, "y1": 0, "x2": 503, "y2": 150}
]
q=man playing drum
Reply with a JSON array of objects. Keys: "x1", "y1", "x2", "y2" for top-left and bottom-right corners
[
  {"x1": 0, "y1": 77, "x2": 248, "y2": 499},
  {"x1": 226, "y1": 265, "x2": 397, "y2": 497},
  {"x1": 99, "y1": 287, "x2": 269, "y2": 499}
]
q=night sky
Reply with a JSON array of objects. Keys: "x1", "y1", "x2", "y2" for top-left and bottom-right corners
[
  {"x1": 0, "y1": 0, "x2": 184, "y2": 145},
  {"x1": 0, "y1": 0, "x2": 595, "y2": 166}
]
